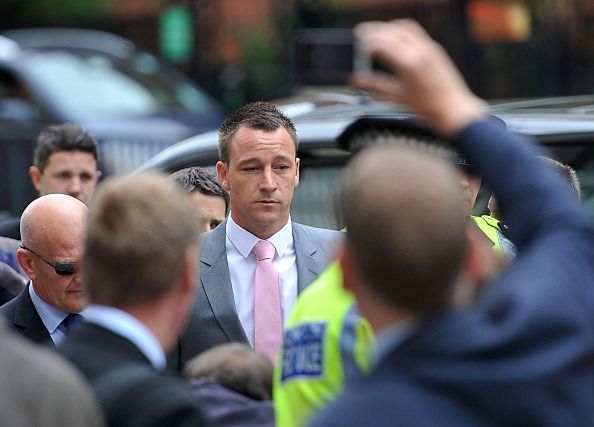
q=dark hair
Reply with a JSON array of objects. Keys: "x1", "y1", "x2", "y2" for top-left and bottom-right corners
[
  {"x1": 218, "y1": 101, "x2": 298, "y2": 163},
  {"x1": 33, "y1": 123, "x2": 99, "y2": 171},
  {"x1": 542, "y1": 157, "x2": 581, "y2": 199},
  {"x1": 184, "y1": 343, "x2": 273, "y2": 401},
  {"x1": 170, "y1": 167, "x2": 229, "y2": 212}
]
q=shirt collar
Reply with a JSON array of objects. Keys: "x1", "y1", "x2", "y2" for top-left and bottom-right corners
[
  {"x1": 83, "y1": 304, "x2": 166, "y2": 369},
  {"x1": 29, "y1": 283, "x2": 68, "y2": 334},
  {"x1": 226, "y1": 215, "x2": 294, "y2": 259},
  {"x1": 373, "y1": 317, "x2": 418, "y2": 366}
]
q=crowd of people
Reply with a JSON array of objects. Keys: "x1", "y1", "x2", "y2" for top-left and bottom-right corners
[{"x1": 1, "y1": 18, "x2": 593, "y2": 427}]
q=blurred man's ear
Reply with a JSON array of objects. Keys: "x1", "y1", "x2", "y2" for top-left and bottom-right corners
[
  {"x1": 29, "y1": 166, "x2": 42, "y2": 193},
  {"x1": 458, "y1": 222, "x2": 504, "y2": 303}
]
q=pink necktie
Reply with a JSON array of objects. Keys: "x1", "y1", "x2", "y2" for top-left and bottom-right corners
[{"x1": 252, "y1": 240, "x2": 282, "y2": 363}]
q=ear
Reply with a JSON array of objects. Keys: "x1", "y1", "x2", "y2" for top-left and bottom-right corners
[
  {"x1": 461, "y1": 223, "x2": 502, "y2": 298},
  {"x1": 29, "y1": 166, "x2": 42, "y2": 193},
  {"x1": 16, "y1": 248, "x2": 35, "y2": 280},
  {"x1": 294, "y1": 157, "x2": 300, "y2": 187},
  {"x1": 339, "y1": 244, "x2": 358, "y2": 295},
  {"x1": 216, "y1": 161, "x2": 230, "y2": 191}
]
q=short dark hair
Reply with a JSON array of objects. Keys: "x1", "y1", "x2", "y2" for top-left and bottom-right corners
[
  {"x1": 170, "y1": 167, "x2": 229, "y2": 212},
  {"x1": 542, "y1": 157, "x2": 581, "y2": 199},
  {"x1": 33, "y1": 123, "x2": 99, "y2": 172},
  {"x1": 84, "y1": 172, "x2": 200, "y2": 307},
  {"x1": 218, "y1": 101, "x2": 298, "y2": 163},
  {"x1": 184, "y1": 343, "x2": 273, "y2": 401}
]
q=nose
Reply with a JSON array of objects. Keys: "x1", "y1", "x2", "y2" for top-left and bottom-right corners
[
  {"x1": 259, "y1": 167, "x2": 277, "y2": 192},
  {"x1": 67, "y1": 177, "x2": 82, "y2": 197}
]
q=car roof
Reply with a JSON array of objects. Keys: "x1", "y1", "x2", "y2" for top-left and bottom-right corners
[
  {"x1": 1, "y1": 28, "x2": 136, "y2": 59},
  {"x1": 137, "y1": 94, "x2": 594, "y2": 172}
]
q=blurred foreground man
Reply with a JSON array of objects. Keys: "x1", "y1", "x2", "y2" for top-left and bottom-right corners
[
  {"x1": 310, "y1": 20, "x2": 594, "y2": 427},
  {"x1": 59, "y1": 173, "x2": 208, "y2": 427},
  {"x1": 0, "y1": 194, "x2": 88, "y2": 345},
  {"x1": 0, "y1": 318, "x2": 105, "y2": 427}
]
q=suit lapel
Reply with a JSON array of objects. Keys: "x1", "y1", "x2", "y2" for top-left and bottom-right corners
[
  {"x1": 292, "y1": 223, "x2": 321, "y2": 293},
  {"x1": 13, "y1": 285, "x2": 53, "y2": 345},
  {"x1": 200, "y1": 223, "x2": 249, "y2": 342}
]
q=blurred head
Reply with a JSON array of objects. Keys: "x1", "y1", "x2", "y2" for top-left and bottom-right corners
[
  {"x1": 456, "y1": 155, "x2": 481, "y2": 215},
  {"x1": 170, "y1": 167, "x2": 229, "y2": 232},
  {"x1": 84, "y1": 172, "x2": 200, "y2": 313},
  {"x1": 184, "y1": 343, "x2": 273, "y2": 401},
  {"x1": 216, "y1": 102, "x2": 300, "y2": 238},
  {"x1": 29, "y1": 123, "x2": 101, "y2": 205},
  {"x1": 339, "y1": 143, "x2": 468, "y2": 318},
  {"x1": 488, "y1": 156, "x2": 581, "y2": 220},
  {"x1": 17, "y1": 194, "x2": 88, "y2": 313}
]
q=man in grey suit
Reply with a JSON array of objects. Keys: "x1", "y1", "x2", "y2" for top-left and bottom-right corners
[{"x1": 174, "y1": 101, "x2": 342, "y2": 369}]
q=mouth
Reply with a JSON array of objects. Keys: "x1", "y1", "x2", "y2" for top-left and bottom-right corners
[{"x1": 256, "y1": 200, "x2": 279, "y2": 205}]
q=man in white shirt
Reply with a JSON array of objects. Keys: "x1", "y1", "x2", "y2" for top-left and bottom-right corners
[
  {"x1": 174, "y1": 101, "x2": 342, "y2": 369},
  {"x1": 0, "y1": 194, "x2": 87, "y2": 345}
]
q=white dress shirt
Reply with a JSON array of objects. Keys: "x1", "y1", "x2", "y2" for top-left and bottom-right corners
[
  {"x1": 226, "y1": 215, "x2": 298, "y2": 346},
  {"x1": 83, "y1": 304, "x2": 166, "y2": 369}
]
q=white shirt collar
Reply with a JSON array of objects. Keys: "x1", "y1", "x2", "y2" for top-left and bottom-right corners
[
  {"x1": 83, "y1": 304, "x2": 166, "y2": 369},
  {"x1": 226, "y1": 214, "x2": 294, "y2": 259}
]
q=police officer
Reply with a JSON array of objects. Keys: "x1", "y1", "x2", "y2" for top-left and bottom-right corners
[{"x1": 274, "y1": 261, "x2": 373, "y2": 427}]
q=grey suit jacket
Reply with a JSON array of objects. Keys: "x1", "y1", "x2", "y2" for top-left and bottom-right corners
[
  {"x1": 0, "y1": 284, "x2": 52, "y2": 345},
  {"x1": 171, "y1": 221, "x2": 342, "y2": 370}
]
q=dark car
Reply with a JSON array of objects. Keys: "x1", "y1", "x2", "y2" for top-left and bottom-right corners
[
  {"x1": 0, "y1": 28, "x2": 224, "y2": 216},
  {"x1": 137, "y1": 93, "x2": 594, "y2": 229}
]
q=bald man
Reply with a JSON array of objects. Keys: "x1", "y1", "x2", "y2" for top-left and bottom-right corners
[{"x1": 0, "y1": 194, "x2": 87, "y2": 345}]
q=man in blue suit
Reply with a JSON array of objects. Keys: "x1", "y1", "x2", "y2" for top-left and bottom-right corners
[
  {"x1": 310, "y1": 20, "x2": 594, "y2": 427},
  {"x1": 174, "y1": 102, "x2": 342, "y2": 370}
]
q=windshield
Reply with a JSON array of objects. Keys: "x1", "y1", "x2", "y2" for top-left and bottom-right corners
[{"x1": 22, "y1": 50, "x2": 211, "y2": 119}]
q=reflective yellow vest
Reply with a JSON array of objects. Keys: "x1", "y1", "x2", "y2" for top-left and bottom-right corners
[
  {"x1": 273, "y1": 262, "x2": 374, "y2": 427},
  {"x1": 472, "y1": 214, "x2": 517, "y2": 259}
]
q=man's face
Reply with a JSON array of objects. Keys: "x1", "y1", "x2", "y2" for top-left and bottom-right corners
[
  {"x1": 457, "y1": 168, "x2": 481, "y2": 215},
  {"x1": 216, "y1": 126, "x2": 300, "y2": 238},
  {"x1": 30, "y1": 151, "x2": 101, "y2": 205},
  {"x1": 21, "y1": 235, "x2": 87, "y2": 313},
  {"x1": 189, "y1": 191, "x2": 227, "y2": 232}
]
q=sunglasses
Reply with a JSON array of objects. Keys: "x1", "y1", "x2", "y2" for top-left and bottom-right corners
[{"x1": 20, "y1": 245, "x2": 77, "y2": 276}]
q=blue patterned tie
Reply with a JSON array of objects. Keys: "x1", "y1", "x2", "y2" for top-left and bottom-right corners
[{"x1": 61, "y1": 313, "x2": 83, "y2": 334}]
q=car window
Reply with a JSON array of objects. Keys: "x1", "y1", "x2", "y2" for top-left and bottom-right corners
[
  {"x1": 21, "y1": 51, "x2": 211, "y2": 119},
  {"x1": 292, "y1": 163, "x2": 344, "y2": 230}
]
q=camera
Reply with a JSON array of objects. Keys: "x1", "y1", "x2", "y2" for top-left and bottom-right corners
[{"x1": 293, "y1": 28, "x2": 392, "y2": 86}]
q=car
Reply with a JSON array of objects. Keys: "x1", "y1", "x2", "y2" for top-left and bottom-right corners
[
  {"x1": 0, "y1": 28, "x2": 224, "y2": 216},
  {"x1": 137, "y1": 92, "x2": 594, "y2": 229}
]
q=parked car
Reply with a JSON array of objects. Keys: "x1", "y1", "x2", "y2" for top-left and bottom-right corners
[
  {"x1": 137, "y1": 93, "x2": 594, "y2": 229},
  {"x1": 0, "y1": 28, "x2": 224, "y2": 216}
]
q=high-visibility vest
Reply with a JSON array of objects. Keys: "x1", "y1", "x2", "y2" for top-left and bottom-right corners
[
  {"x1": 274, "y1": 262, "x2": 374, "y2": 427},
  {"x1": 472, "y1": 214, "x2": 516, "y2": 257}
]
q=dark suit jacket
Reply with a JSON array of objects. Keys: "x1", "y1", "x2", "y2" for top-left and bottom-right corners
[
  {"x1": 171, "y1": 221, "x2": 342, "y2": 370},
  {"x1": 59, "y1": 323, "x2": 208, "y2": 427},
  {"x1": 0, "y1": 284, "x2": 52, "y2": 345},
  {"x1": 310, "y1": 120, "x2": 594, "y2": 427},
  {"x1": 0, "y1": 217, "x2": 21, "y2": 240}
]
